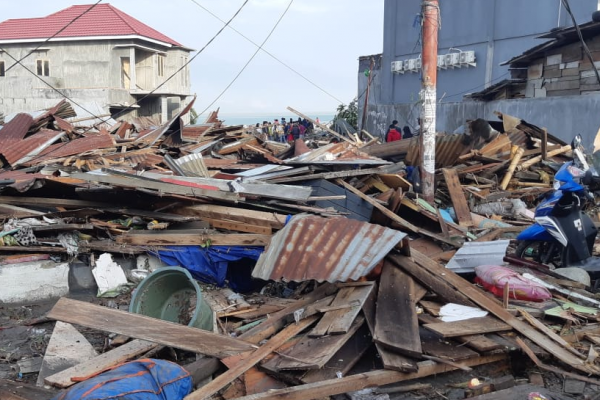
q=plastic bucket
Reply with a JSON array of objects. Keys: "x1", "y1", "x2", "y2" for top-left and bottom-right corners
[{"x1": 129, "y1": 266, "x2": 213, "y2": 331}]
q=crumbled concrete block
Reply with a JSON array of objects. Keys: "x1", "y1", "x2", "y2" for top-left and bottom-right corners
[
  {"x1": 0, "y1": 260, "x2": 69, "y2": 303},
  {"x1": 36, "y1": 322, "x2": 97, "y2": 387}
]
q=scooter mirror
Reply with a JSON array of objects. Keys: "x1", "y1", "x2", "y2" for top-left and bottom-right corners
[{"x1": 572, "y1": 134, "x2": 583, "y2": 151}]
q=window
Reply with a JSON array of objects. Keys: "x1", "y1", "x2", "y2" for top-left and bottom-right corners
[
  {"x1": 36, "y1": 59, "x2": 49, "y2": 76},
  {"x1": 0, "y1": 61, "x2": 4, "y2": 77},
  {"x1": 121, "y1": 57, "x2": 131, "y2": 89},
  {"x1": 157, "y1": 54, "x2": 165, "y2": 77}
]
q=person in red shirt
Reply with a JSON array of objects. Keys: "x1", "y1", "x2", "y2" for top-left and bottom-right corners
[{"x1": 386, "y1": 127, "x2": 402, "y2": 142}]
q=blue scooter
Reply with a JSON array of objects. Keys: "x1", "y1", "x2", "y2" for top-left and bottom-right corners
[{"x1": 515, "y1": 135, "x2": 600, "y2": 274}]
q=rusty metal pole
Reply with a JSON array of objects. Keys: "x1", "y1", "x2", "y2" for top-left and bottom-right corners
[{"x1": 420, "y1": 0, "x2": 439, "y2": 203}]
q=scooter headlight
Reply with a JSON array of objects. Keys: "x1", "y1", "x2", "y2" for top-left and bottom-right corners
[{"x1": 553, "y1": 180, "x2": 563, "y2": 190}]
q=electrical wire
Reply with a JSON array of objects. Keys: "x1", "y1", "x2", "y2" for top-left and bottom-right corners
[
  {"x1": 0, "y1": 50, "x2": 103, "y2": 120},
  {"x1": 4, "y1": 1, "x2": 103, "y2": 74},
  {"x1": 108, "y1": 0, "x2": 250, "y2": 124},
  {"x1": 561, "y1": 0, "x2": 600, "y2": 85},
  {"x1": 189, "y1": 0, "x2": 345, "y2": 104},
  {"x1": 197, "y1": 0, "x2": 294, "y2": 116}
]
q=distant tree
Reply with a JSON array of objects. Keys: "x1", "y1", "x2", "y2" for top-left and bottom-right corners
[
  {"x1": 190, "y1": 108, "x2": 199, "y2": 125},
  {"x1": 334, "y1": 97, "x2": 358, "y2": 129}
]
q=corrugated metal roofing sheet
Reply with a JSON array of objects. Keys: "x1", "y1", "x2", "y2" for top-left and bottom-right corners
[
  {"x1": 0, "y1": 113, "x2": 33, "y2": 147},
  {"x1": 252, "y1": 214, "x2": 406, "y2": 283},
  {"x1": 445, "y1": 240, "x2": 510, "y2": 273},
  {"x1": 25, "y1": 131, "x2": 116, "y2": 165},
  {"x1": 1, "y1": 130, "x2": 66, "y2": 166},
  {"x1": 285, "y1": 142, "x2": 391, "y2": 165}
]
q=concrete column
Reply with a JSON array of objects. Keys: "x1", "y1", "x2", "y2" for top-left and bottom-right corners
[{"x1": 129, "y1": 47, "x2": 136, "y2": 91}]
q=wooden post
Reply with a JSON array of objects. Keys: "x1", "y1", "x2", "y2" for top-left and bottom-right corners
[
  {"x1": 420, "y1": 0, "x2": 439, "y2": 203},
  {"x1": 500, "y1": 146, "x2": 525, "y2": 190},
  {"x1": 541, "y1": 128, "x2": 548, "y2": 161}
]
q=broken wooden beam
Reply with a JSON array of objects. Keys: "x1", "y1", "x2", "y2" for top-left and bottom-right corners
[
  {"x1": 185, "y1": 316, "x2": 319, "y2": 400},
  {"x1": 373, "y1": 262, "x2": 422, "y2": 358},
  {"x1": 225, "y1": 354, "x2": 507, "y2": 400},
  {"x1": 442, "y1": 168, "x2": 473, "y2": 227},
  {"x1": 47, "y1": 298, "x2": 255, "y2": 359},
  {"x1": 116, "y1": 231, "x2": 271, "y2": 246},
  {"x1": 44, "y1": 339, "x2": 158, "y2": 388}
]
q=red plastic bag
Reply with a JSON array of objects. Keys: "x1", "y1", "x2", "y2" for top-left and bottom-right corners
[{"x1": 474, "y1": 265, "x2": 552, "y2": 302}]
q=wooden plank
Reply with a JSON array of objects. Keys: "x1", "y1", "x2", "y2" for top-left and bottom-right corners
[
  {"x1": 238, "y1": 284, "x2": 338, "y2": 344},
  {"x1": 336, "y1": 179, "x2": 461, "y2": 247},
  {"x1": 373, "y1": 262, "x2": 422, "y2": 358},
  {"x1": 518, "y1": 308, "x2": 584, "y2": 359},
  {"x1": 271, "y1": 316, "x2": 365, "y2": 370},
  {"x1": 47, "y1": 298, "x2": 254, "y2": 359},
  {"x1": 362, "y1": 283, "x2": 418, "y2": 372},
  {"x1": 408, "y1": 249, "x2": 600, "y2": 376},
  {"x1": 420, "y1": 327, "x2": 480, "y2": 361},
  {"x1": 44, "y1": 339, "x2": 157, "y2": 388},
  {"x1": 205, "y1": 218, "x2": 272, "y2": 234},
  {"x1": 184, "y1": 357, "x2": 221, "y2": 386},
  {"x1": 71, "y1": 172, "x2": 240, "y2": 202},
  {"x1": 300, "y1": 323, "x2": 372, "y2": 383},
  {"x1": 423, "y1": 317, "x2": 512, "y2": 338},
  {"x1": 185, "y1": 316, "x2": 318, "y2": 400},
  {"x1": 455, "y1": 335, "x2": 506, "y2": 353},
  {"x1": 442, "y1": 168, "x2": 473, "y2": 227},
  {"x1": 387, "y1": 254, "x2": 474, "y2": 306},
  {"x1": 226, "y1": 354, "x2": 507, "y2": 400},
  {"x1": 309, "y1": 284, "x2": 373, "y2": 337},
  {"x1": 175, "y1": 204, "x2": 286, "y2": 229},
  {"x1": 116, "y1": 231, "x2": 270, "y2": 246},
  {"x1": 243, "y1": 366, "x2": 288, "y2": 395}
]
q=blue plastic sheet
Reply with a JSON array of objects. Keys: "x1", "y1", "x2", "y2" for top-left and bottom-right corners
[
  {"x1": 53, "y1": 359, "x2": 191, "y2": 400},
  {"x1": 151, "y1": 246, "x2": 263, "y2": 287}
]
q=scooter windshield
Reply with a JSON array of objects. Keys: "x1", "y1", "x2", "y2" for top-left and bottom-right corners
[{"x1": 555, "y1": 162, "x2": 585, "y2": 192}]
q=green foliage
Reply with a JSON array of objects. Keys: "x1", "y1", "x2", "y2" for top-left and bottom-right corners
[
  {"x1": 190, "y1": 107, "x2": 199, "y2": 125},
  {"x1": 334, "y1": 97, "x2": 358, "y2": 129}
]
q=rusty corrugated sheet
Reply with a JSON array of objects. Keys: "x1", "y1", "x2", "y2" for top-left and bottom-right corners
[
  {"x1": 2, "y1": 129, "x2": 66, "y2": 166},
  {"x1": 406, "y1": 134, "x2": 469, "y2": 168},
  {"x1": 0, "y1": 170, "x2": 46, "y2": 192},
  {"x1": 26, "y1": 131, "x2": 116, "y2": 165},
  {"x1": 53, "y1": 115, "x2": 74, "y2": 133},
  {"x1": 0, "y1": 113, "x2": 34, "y2": 147},
  {"x1": 252, "y1": 214, "x2": 406, "y2": 283},
  {"x1": 135, "y1": 97, "x2": 195, "y2": 147}
]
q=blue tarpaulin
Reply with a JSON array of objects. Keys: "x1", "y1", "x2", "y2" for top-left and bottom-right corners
[
  {"x1": 53, "y1": 359, "x2": 191, "y2": 400},
  {"x1": 151, "y1": 246, "x2": 264, "y2": 287}
]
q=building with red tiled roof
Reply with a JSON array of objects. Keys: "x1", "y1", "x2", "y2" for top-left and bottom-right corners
[{"x1": 0, "y1": 4, "x2": 192, "y2": 123}]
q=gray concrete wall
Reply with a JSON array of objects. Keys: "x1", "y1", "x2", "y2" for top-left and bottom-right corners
[
  {"x1": 382, "y1": 0, "x2": 599, "y2": 105},
  {"x1": 363, "y1": 93, "x2": 600, "y2": 150},
  {"x1": 0, "y1": 39, "x2": 191, "y2": 120}
]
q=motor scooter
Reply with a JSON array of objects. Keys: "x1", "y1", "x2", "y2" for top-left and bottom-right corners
[{"x1": 515, "y1": 135, "x2": 600, "y2": 276}]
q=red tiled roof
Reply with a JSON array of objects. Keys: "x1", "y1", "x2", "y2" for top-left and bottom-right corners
[{"x1": 0, "y1": 3, "x2": 183, "y2": 47}]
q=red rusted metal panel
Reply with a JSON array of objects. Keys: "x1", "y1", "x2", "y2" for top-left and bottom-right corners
[
  {"x1": 0, "y1": 113, "x2": 34, "y2": 147},
  {"x1": 252, "y1": 214, "x2": 406, "y2": 283}
]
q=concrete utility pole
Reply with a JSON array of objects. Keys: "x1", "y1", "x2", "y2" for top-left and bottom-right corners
[{"x1": 420, "y1": 0, "x2": 439, "y2": 203}]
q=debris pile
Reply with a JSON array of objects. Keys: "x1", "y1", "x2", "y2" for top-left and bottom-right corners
[{"x1": 1, "y1": 100, "x2": 600, "y2": 400}]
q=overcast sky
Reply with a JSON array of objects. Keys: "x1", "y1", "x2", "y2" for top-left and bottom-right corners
[{"x1": 1, "y1": 0, "x2": 384, "y2": 116}]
